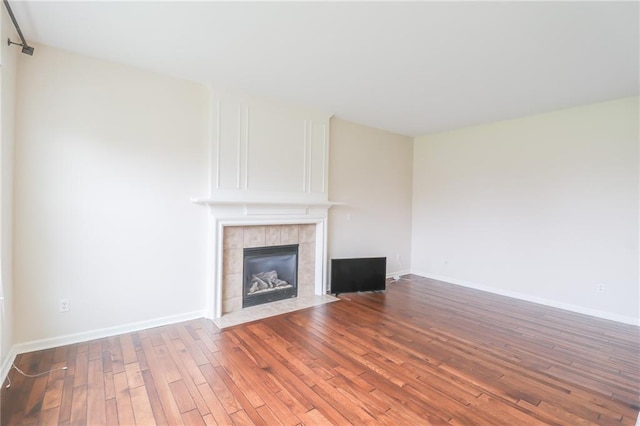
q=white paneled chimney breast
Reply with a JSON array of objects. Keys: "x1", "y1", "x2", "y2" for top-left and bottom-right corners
[{"x1": 192, "y1": 88, "x2": 342, "y2": 318}]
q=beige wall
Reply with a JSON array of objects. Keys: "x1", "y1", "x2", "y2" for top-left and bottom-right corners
[
  {"x1": 14, "y1": 45, "x2": 210, "y2": 343},
  {"x1": 1, "y1": 7, "x2": 18, "y2": 368},
  {"x1": 412, "y1": 97, "x2": 639, "y2": 322},
  {"x1": 7, "y1": 41, "x2": 637, "y2": 355},
  {"x1": 329, "y1": 118, "x2": 413, "y2": 276}
]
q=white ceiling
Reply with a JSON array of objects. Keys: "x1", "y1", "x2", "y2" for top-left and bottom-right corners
[{"x1": 9, "y1": 1, "x2": 640, "y2": 137}]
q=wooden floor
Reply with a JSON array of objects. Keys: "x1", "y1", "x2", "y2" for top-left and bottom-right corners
[{"x1": 2, "y1": 275, "x2": 639, "y2": 425}]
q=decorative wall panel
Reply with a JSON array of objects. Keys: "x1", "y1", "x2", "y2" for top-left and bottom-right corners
[{"x1": 210, "y1": 89, "x2": 331, "y2": 202}]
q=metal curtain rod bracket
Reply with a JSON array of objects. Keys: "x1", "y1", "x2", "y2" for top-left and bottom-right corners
[{"x1": 3, "y1": 0, "x2": 34, "y2": 55}]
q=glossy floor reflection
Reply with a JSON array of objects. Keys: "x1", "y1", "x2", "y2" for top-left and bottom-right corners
[{"x1": 213, "y1": 294, "x2": 339, "y2": 328}]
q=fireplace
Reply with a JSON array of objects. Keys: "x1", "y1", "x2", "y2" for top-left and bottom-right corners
[
  {"x1": 191, "y1": 198, "x2": 339, "y2": 318},
  {"x1": 243, "y1": 244, "x2": 298, "y2": 307},
  {"x1": 219, "y1": 224, "x2": 318, "y2": 314}
]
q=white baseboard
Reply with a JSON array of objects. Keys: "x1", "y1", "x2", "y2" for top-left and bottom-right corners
[
  {"x1": 1, "y1": 345, "x2": 18, "y2": 388},
  {"x1": 412, "y1": 271, "x2": 640, "y2": 326},
  {"x1": 3, "y1": 309, "x2": 206, "y2": 384},
  {"x1": 386, "y1": 269, "x2": 411, "y2": 280}
]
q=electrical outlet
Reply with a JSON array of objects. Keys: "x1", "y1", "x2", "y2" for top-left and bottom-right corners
[
  {"x1": 596, "y1": 284, "x2": 605, "y2": 294},
  {"x1": 59, "y1": 298, "x2": 70, "y2": 312}
]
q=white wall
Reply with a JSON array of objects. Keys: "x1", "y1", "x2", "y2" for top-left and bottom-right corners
[
  {"x1": 0, "y1": 6, "x2": 18, "y2": 369},
  {"x1": 329, "y1": 118, "x2": 413, "y2": 276},
  {"x1": 412, "y1": 97, "x2": 639, "y2": 323},
  {"x1": 14, "y1": 45, "x2": 210, "y2": 343}
]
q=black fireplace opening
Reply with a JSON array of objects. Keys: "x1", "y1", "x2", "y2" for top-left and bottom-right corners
[{"x1": 243, "y1": 244, "x2": 298, "y2": 308}]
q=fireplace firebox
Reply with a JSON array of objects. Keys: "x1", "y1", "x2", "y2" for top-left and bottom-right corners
[{"x1": 243, "y1": 244, "x2": 298, "y2": 308}]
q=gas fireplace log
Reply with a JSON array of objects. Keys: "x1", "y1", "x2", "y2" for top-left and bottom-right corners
[{"x1": 248, "y1": 270, "x2": 290, "y2": 294}]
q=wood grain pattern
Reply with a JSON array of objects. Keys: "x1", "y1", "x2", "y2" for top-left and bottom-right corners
[{"x1": 2, "y1": 275, "x2": 639, "y2": 425}]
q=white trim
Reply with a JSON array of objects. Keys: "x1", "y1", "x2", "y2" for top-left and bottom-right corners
[
  {"x1": 213, "y1": 98, "x2": 220, "y2": 192},
  {"x1": 236, "y1": 105, "x2": 242, "y2": 190},
  {"x1": 303, "y1": 119, "x2": 310, "y2": 193},
  {"x1": 213, "y1": 218, "x2": 224, "y2": 319},
  {"x1": 315, "y1": 220, "x2": 328, "y2": 295},
  {"x1": 9, "y1": 310, "x2": 206, "y2": 357},
  {"x1": 191, "y1": 198, "x2": 344, "y2": 208},
  {"x1": 204, "y1": 215, "x2": 215, "y2": 331},
  {"x1": 320, "y1": 122, "x2": 327, "y2": 193},
  {"x1": 1, "y1": 345, "x2": 17, "y2": 387},
  {"x1": 413, "y1": 271, "x2": 640, "y2": 326},
  {"x1": 386, "y1": 270, "x2": 411, "y2": 280},
  {"x1": 242, "y1": 105, "x2": 249, "y2": 190}
]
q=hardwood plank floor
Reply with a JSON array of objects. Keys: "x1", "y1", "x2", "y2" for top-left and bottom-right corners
[{"x1": 2, "y1": 275, "x2": 639, "y2": 425}]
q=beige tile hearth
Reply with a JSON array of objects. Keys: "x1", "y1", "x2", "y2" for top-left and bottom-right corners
[{"x1": 213, "y1": 294, "x2": 339, "y2": 329}]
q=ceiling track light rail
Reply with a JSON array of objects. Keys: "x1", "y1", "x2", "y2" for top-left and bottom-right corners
[{"x1": 3, "y1": 0, "x2": 34, "y2": 56}]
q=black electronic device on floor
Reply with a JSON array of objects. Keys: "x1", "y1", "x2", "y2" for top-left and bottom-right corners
[{"x1": 330, "y1": 257, "x2": 386, "y2": 295}]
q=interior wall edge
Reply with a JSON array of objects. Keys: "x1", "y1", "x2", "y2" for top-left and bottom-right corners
[
  {"x1": 9, "y1": 310, "x2": 206, "y2": 358},
  {"x1": 412, "y1": 271, "x2": 640, "y2": 326},
  {"x1": 0, "y1": 345, "x2": 17, "y2": 389},
  {"x1": 386, "y1": 269, "x2": 411, "y2": 280}
]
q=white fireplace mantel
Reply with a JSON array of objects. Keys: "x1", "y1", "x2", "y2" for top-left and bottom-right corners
[
  {"x1": 191, "y1": 198, "x2": 344, "y2": 208},
  {"x1": 192, "y1": 197, "x2": 344, "y2": 319},
  {"x1": 191, "y1": 198, "x2": 344, "y2": 218}
]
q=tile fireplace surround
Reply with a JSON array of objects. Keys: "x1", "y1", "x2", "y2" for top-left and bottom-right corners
[{"x1": 222, "y1": 224, "x2": 317, "y2": 314}]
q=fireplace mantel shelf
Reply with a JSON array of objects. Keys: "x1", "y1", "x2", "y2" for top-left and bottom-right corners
[{"x1": 190, "y1": 198, "x2": 346, "y2": 208}]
